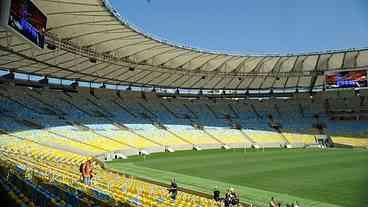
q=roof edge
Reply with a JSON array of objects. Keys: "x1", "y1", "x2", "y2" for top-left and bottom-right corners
[{"x1": 102, "y1": 0, "x2": 368, "y2": 57}]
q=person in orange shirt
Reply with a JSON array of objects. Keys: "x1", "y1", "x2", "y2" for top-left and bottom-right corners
[{"x1": 83, "y1": 160, "x2": 93, "y2": 185}]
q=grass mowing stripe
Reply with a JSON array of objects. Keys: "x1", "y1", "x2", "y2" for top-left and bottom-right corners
[
  {"x1": 107, "y1": 148, "x2": 368, "y2": 207},
  {"x1": 107, "y1": 162, "x2": 341, "y2": 207}
]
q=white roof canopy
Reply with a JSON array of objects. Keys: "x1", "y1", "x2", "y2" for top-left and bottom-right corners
[{"x1": 0, "y1": 0, "x2": 367, "y2": 90}]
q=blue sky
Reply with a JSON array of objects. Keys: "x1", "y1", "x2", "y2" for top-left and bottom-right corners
[{"x1": 111, "y1": 0, "x2": 368, "y2": 54}]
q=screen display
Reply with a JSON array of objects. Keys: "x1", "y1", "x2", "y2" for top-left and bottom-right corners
[
  {"x1": 325, "y1": 70, "x2": 367, "y2": 89},
  {"x1": 8, "y1": 0, "x2": 47, "y2": 48}
]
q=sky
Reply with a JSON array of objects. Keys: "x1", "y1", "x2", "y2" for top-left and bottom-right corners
[{"x1": 109, "y1": 0, "x2": 368, "y2": 55}]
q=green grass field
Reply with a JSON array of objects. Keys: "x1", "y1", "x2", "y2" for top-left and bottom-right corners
[{"x1": 106, "y1": 148, "x2": 368, "y2": 207}]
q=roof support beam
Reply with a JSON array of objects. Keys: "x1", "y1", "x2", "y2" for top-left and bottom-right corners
[
  {"x1": 47, "y1": 20, "x2": 117, "y2": 31},
  {"x1": 309, "y1": 55, "x2": 322, "y2": 92},
  {"x1": 192, "y1": 54, "x2": 222, "y2": 71},
  {"x1": 158, "y1": 50, "x2": 194, "y2": 66},
  {"x1": 63, "y1": 28, "x2": 128, "y2": 41},
  {"x1": 84, "y1": 34, "x2": 143, "y2": 48},
  {"x1": 104, "y1": 39, "x2": 153, "y2": 53},
  {"x1": 209, "y1": 56, "x2": 240, "y2": 73},
  {"x1": 120, "y1": 44, "x2": 167, "y2": 59},
  {"x1": 174, "y1": 53, "x2": 211, "y2": 69},
  {"x1": 136, "y1": 47, "x2": 179, "y2": 64}
]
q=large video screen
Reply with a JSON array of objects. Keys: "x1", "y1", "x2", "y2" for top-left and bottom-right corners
[
  {"x1": 325, "y1": 70, "x2": 367, "y2": 89},
  {"x1": 8, "y1": 0, "x2": 47, "y2": 48}
]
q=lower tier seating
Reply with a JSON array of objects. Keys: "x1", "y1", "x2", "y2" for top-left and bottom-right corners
[
  {"x1": 0, "y1": 143, "x2": 220, "y2": 207},
  {"x1": 330, "y1": 136, "x2": 368, "y2": 147},
  {"x1": 243, "y1": 130, "x2": 287, "y2": 144},
  {"x1": 205, "y1": 127, "x2": 252, "y2": 144}
]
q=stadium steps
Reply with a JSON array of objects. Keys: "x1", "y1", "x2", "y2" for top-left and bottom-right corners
[
  {"x1": 330, "y1": 136, "x2": 368, "y2": 147},
  {"x1": 0, "y1": 131, "x2": 90, "y2": 158},
  {"x1": 92, "y1": 130, "x2": 139, "y2": 150},
  {"x1": 182, "y1": 103, "x2": 198, "y2": 119},
  {"x1": 0, "y1": 116, "x2": 99, "y2": 156},
  {"x1": 204, "y1": 128, "x2": 253, "y2": 146},
  {"x1": 13, "y1": 118, "x2": 43, "y2": 129},
  {"x1": 165, "y1": 128, "x2": 194, "y2": 145},
  {"x1": 86, "y1": 97, "x2": 114, "y2": 117},
  {"x1": 250, "y1": 104, "x2": 262, "y2": 119},
  {"x1": 4, "y1": 155, "x2": 157, "y2": 207},
  {"x1": 239, "y1": 130, "x2": 257, "y2": 144},
  {"x1": 69, "y1": 121, "x2": 90, "y2": 131},
  {"x1": 228, "y1": 104, "x2": 240, "y2": 119},
  {"x1": 202, "y1": 129, "x2": 226, "y2": 145},
  {"x1": 274, "y1": 129, "x2": 290, "y2": 144},
  {"x1": 12, "y1": 118, "x2": 114, "y2": 154},
  {"x1": 278, "y1": 127, "x2": 318, "y2": 145},
  {"x1": 0, "y1": 142, "x2": 230, "y2": 207},
  {"x1": 47, "y1": 130, "x2": 110, "y2": 154},
  {"x1": 31, "y1": 131, "x2": 98, "y2": 156},
  {"x1": 160, "y1": 102, "x2": 181, "y2": 119},
  {"x1": 138, "y1": 102, "x2": 157, "y2": 118},
  {"x1": 123, "y1": 125, "x2": 166, "y2": 147},
  {"x1": 60, "y1": 94, "x2": 97, "y2": 117},
  {"x1": 0, "y1": 93, "x2": 48, "y2": 115},
  {"x1": 205, "y1": 104, "x2": 221, "y2": 119},
  {"x1": 113, "y1": 123, "x2": 129, "y2": 130},
  {"x1": 274, "y1": 104, "x2": 282, "y2": 117},
  {"x1": 298, "y1": 103, "x2": 305, "y2": 117},
  {"x1": 90, "y1": 113, "x2": 164, "y2": 149},
  {"x1": 27, "y1": 92, "x2": 66, "y2": 116},
  {"x1": 111, "y1": 99, "x2": 138, "y2": 118}
]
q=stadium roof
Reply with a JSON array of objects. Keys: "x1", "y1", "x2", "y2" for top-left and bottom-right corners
[{"x1": 1, "y1": 0, "x2": 368, "y2": 90}]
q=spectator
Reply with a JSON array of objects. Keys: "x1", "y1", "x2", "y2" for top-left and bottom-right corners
[
  {"x1": 83, "y1": 160, "x2": 93, "y2": 185},
  {"x1": 79, "y1": 161, "x2": 85, "y2": 182},
  {"x1": 167, "y1": 178, "x2": 178, "y2": 201},
  {"x1": 269, "y1": 197, "x2": 277, "y2": 207},
  {"x1": 224, "y1": 189, "x2": 232, "y2": 207},
  {"x1": 223, "y1": 188, "x2": 239, "y2": 207},
  {"x1": 233, "y1": 192, "x2": 240, "y2": 206},
  {"x1": 213, "y1": 186, "x2": 221, "y2": 202},
  {"x1": 89, "y1": 161, "x2": 95, "y2": 184},
  {"x1": 230, "y1": 188, "x2": 239, "y2": 206},
  {"x1": 294, "y1": 201, "x2": 301, "y2": 207}
]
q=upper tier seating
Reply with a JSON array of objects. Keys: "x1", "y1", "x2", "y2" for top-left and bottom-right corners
[
  {"x1": 0, "y1": 83, "x2": 368, "y2": 207},
  {"x1": 0, "y1": 83, "x2": 367, "y2": 156}
]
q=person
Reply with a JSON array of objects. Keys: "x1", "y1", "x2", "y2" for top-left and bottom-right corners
[
  {"x1": 83, "y1": 160, "x2": 93, "y2": 186},
  {"x1": 269, "y1": 197, "x2": 277, "y2": 207},
  {"x1": 294, "y1": 201, "x2": 300, "y2": 207},
  {"x1": 213, "y1": 186, "x2": 221, "y2": 202},
  {"x1": 89, "y1": 161, "x2": 95, "y2": 184},
  {"x1": 232, "y1": 192, "x2": 240, "y2": 206},
  {"x1": 223, "y1": 189, "x2": 232, "y2": 207},
  {"x1": 79, "y1": 161, "x2": 85, "y2": 181},
  {"x1": 167, "y1": 178, "x2": 178, "y2": 201}
]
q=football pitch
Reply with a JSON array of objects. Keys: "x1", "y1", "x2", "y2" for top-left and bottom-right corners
[{"x1": 106, "y1": 148, "x2": 368, "y2": 207}]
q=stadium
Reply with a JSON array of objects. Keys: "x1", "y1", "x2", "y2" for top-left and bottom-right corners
[{"x1": 0, "y1": 0, "x2": 367, "y2": 206}]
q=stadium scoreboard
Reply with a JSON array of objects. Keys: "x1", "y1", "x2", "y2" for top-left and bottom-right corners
[
  {"x1": 325, "y1": 69, "x2": 367, "y2": 89},
  {"x1": 0, "y1": 0, "x2": 47, "y2": 49}
]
